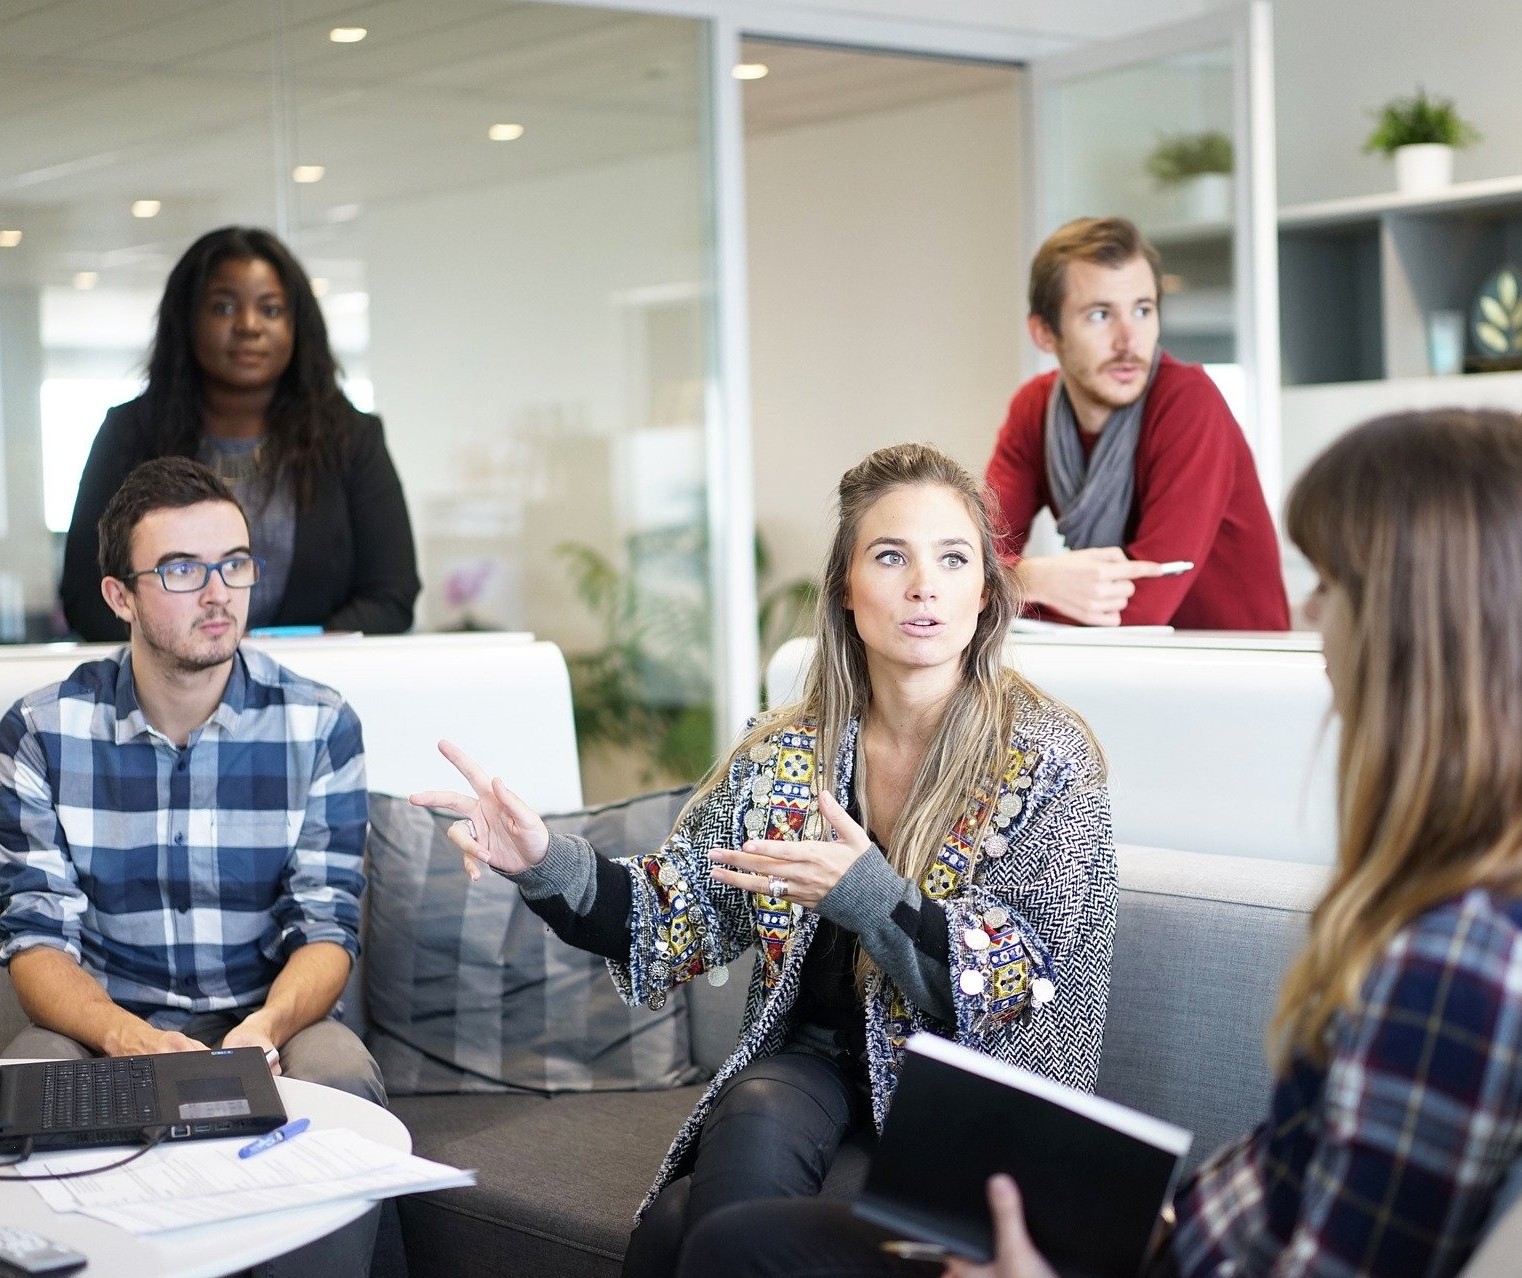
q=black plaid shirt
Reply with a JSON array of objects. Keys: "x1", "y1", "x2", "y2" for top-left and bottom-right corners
[{"x1": 1168, "y1": 888, "x2": 1522, "y2": 1277}]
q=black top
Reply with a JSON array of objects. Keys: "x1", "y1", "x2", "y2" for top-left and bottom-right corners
[{"x1": 60, "y1": 396, "x2": 421, "y2": 641}]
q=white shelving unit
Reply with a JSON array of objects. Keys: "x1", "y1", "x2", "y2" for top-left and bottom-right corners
[{"x1": 1279, "y1": 174, "x2": 1522, "y2": 385}]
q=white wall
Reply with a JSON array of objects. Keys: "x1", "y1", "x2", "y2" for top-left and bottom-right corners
[
  {"x1": 1270, "y1": 0, "x2": 1522, "y2": 206},
  {"x1": 746, "y1": 84, "x2": 1025, "y2": 587},
  {"x1": 0, "y1": 289, "x2": 53, "y2": 637}
]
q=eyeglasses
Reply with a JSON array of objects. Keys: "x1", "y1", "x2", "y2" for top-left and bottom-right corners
[{"x1": 123, "y1": 556, "x2": 265, "y2": 593}]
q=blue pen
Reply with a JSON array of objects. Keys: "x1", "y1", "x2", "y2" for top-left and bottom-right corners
[{"x1": 239, "y1": 1116, "x2": 310, "y2": 1159}]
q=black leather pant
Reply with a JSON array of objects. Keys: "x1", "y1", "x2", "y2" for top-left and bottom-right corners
[{"x1": 621, "y1": 1048, "x2": 869, "y2": 1278}]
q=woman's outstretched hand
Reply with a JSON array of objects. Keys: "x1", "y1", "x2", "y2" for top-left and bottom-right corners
[
  {"x1": 942, "y1": 1175, "x2": 1058, "y2": 1278},
  {"x1": 708, "y1": 790, "x2": 871, "y2": 908},
  {"x1": 409, "y1": 739, "x2": 550, "y2": 880}
]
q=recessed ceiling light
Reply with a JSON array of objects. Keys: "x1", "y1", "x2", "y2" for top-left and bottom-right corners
[
  {"x1": 327, "y1": 204, "x2": 362, "y2": 224},
  {"x1": 131, "y1": 199, "x2": 161, "y2": 219},
  {"x1": 311, "y1": 277, "x2": 330, "y2": 298},
  {"x1": 488, "y1": 123, "x2": 525, "y2": 142},
  {"x1": 74, "y1": 271, "x2": 99, "y2": 290},
  {"x1": 329, "y1": 27, "x2": 367, "y2": 43},
  {"x1": 292, "y1": 165, "x2": 326, "y2": 184},
  {"x1": 0, "y1": 230, "x2": 21, "y2": 248},
  {"x1": 732, "y1": 63, "x2": 769, "y2": 81}
]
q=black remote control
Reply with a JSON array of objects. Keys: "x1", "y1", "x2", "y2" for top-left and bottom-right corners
[{"x1": 0, "y1": 1228, "x2": 86, "y2": 1277}]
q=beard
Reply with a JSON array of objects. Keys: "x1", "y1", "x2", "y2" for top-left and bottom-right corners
[{"x1": 136, "y1": 604, "x2": 243, "y2": 675}]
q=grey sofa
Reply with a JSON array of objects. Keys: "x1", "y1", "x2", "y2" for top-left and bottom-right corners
[
  {"x1": 385, "y1": 841, "x2": 1332, "y2": 1278},
  {"x1": 3, "y1": 840, "x2": 1517, "y2": 1278}
]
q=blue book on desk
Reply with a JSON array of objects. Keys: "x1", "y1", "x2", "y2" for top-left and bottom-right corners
[{"x1": 854, "y1": 1034, "x2": 1191, "y2": 1277}]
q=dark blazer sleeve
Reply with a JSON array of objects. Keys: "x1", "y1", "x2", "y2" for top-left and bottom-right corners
[
  {"x1": 279, "y1": 412, "x2": 420, "y2": 634},
  {"x1": 60, "y1": 401, "x2": 154, "y2": 641}
]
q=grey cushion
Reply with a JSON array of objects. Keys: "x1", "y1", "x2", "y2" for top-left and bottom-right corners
[
  {"x1": 395, "y1": 1085, "x2": 705, "y2": 1278},
  {"x1": 1097, "y1": 845, "x2": 1327, "y2": 1173},
  {"x1": 364, "y1": 788, "x2": 701, "y2": 1096}
]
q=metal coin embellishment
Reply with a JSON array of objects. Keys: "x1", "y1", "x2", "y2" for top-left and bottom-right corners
[
  {"x1": 657, "y1": 863, "x2": 679, "y2": 887},
  {"x1": 1031, "y1": 977, "x2": 1055, "y2": 1006},
  {"x1": 963, "y1": 927, "x2": 991, "y2": 952},
  {"x1": 959, "y1": 969, "x2": 986, "y2": 996},
  {"x1": 707, "y1": 964, "x2": 730, "y2": 987}
]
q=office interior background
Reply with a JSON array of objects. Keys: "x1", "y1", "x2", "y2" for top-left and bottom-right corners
[{"x1": 1, "y1": 0, "x2": 1520, "y2": 797}]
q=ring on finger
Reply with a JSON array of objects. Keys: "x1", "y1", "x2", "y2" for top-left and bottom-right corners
[
  {"x1": 453, "y1": 818, "x2": 478, "y2": 842},
  {"x1": 766, "y1": 875, "x2": 789, "y2": 898}
]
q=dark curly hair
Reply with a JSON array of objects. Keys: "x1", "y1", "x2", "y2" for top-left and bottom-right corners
[{"x1": 143, "y1": 226, "x2": 353, "y2": 507}]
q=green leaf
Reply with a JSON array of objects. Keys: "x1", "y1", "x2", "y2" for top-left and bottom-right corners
[
  {"x1": 1362, "y1": 86, "x2": 1481, "y2": 154},
  {"x1": 1500, "y1": 271, "x2": 1518, "y2": 311}
]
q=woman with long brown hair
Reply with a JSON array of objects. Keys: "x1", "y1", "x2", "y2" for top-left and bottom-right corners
[
  {"x1": 413, "y1": 442, "x2": 1116, "y2": 1277},
  {"x1": 687, "y1": 408, "x2": 1522, "y2": 1278}
]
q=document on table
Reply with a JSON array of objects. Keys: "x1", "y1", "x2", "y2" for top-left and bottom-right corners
[{"x1": 26, "y1": 1127, "x2": 475, "y2": 1234}]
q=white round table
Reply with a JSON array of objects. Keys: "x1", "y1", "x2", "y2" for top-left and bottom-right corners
[{"x1": 0, "y1": 1075, "x2": 410, "y2": 1278}]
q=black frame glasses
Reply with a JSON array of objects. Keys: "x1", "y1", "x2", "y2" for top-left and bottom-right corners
[{"x1": 122, "y1": 555, "x2": 266, "y2": 593}]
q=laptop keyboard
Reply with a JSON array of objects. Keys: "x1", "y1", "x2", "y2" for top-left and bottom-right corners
[{"x1": 40, "y1": 1057, "x2": 158, "y2": 1130}]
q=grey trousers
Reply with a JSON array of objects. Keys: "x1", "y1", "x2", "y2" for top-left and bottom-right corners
[{"x1": 3, "y1": 1011, "x2": 388, "y2": 1278}]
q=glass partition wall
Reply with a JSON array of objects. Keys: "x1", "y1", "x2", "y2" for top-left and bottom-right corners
[{"x1": 0, "y1": 1, "x2": 720, "y2": 799}]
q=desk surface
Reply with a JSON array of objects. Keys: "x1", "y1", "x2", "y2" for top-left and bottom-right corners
[{"x1": 0, "y1": 1074, "x2": 410, "y2": 1278}]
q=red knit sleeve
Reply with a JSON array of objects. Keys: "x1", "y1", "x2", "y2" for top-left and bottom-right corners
[
  {"x1": 1121, "y1": 366, "x2": 1242, "y2": 625},
  {"x1": 985, "y1": 374, "x2": 1055, "y2": 560}
]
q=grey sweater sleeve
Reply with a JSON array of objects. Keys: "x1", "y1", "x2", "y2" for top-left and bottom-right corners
[
  {"x1": 813, "y1": 846, "x2": 955, "y2": 1024},
  {"x1": 504, "y1": 832, "x2": 633, "y2": 961}
]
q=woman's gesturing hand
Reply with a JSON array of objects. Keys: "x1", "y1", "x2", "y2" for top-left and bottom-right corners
[
  {"x1": 409, "y1": 739, "x2": 550, "y2": 880},
  {"x1": 708, "y1": 790, "x2": 871, "y2": 908}
]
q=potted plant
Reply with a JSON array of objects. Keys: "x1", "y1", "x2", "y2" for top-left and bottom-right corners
[
  {"x1": 1145, "y1": 131, "x2": 1234, "y2": 222},
  {"x1": 1363, "y1": 87, "x2": 1480, "y2": 195}
]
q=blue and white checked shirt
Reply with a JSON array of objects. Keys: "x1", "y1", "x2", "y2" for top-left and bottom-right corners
[
  {"x1": 1167, "y1": 888, "x2": 1522, "y2": 1278},
  {"x1": 0, "y1": 646, "x2": 367, "y2": 1027}
]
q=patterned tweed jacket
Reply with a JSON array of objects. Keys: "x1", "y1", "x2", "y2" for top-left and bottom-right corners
[{"x1": 609, "y1": 690, "x2": 1117, "y2": 1218}]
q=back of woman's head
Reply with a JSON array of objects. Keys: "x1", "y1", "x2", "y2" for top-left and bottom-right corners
[
  {"x1": 145, "y1": 227, "x2": 345, "y2": 484},
  {"x1": 812, "y1": 442, "x2": 1019, "y2": 715},
  {"x1": 1273, "y1": 407, "x2": 1522, "y2": 1065}
]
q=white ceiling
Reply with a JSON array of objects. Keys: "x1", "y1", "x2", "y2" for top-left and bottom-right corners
[{"x1": 0, "y1": 0, "x2": 1189, "y2": 299}]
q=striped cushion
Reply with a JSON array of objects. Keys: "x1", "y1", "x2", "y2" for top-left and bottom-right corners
[{"x1": 363, "y1": 788, "x2": 700, "y2": 1095}]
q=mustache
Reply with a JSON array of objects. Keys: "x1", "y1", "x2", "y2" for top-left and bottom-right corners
[{"x1": 197, "y1": 607, "x2": 237, "y2": 627}]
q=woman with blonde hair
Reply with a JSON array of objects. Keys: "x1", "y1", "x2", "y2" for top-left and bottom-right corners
[
  {"x1": 689, "y1": 408, "x2": 1522, "y2": 1278},
  {"x1": 413, "y1": 442, "x2": 1116, "y2": 1277}
]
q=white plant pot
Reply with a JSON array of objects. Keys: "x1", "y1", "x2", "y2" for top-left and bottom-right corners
[
  {"x1": 1183, "y1": 172, "x2": 1232, "y2": 222},
  {"x1": 1394, "y1": 143, "x2": 1454, "y2": 195}
]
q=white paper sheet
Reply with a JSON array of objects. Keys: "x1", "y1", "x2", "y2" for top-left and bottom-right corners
[{"x1": 26, "y1": 1127, "x2": 474, "y2": 1234}]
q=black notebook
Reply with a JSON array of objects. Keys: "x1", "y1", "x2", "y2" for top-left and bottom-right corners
[{"x1": 854, "y1": 1034, "x2": 1191, "y2": 1277}]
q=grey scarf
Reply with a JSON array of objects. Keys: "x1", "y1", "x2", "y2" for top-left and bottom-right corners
[{"x1": 1043, "y1": 349, "x2": 1162, "y2": 550}]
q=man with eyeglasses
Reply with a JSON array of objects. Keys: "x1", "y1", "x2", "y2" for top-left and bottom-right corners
[{"x1": 0, "y1": 456, "x2": 383, "y2": 1088}]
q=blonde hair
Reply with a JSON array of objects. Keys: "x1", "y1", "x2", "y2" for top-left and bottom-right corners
[
  {"x1": 1273, "y1": 408, "x2": 1522, "y2": 1068},
  {"x1": 684, "y1": 443, "x2": 1079, "y2": 987}
]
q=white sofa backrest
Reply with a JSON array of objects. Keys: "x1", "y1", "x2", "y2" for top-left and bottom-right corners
[
  {"x1": 766, "y1": 633, "x2": 1337, "y2": 864},
  {"x1": 0, "y1": 632, "x2": 584, "y2": 811}
]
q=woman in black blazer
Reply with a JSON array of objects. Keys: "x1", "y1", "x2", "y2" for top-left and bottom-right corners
[{"x1": 61, "y1": 226, "x2": 420, "y2": 640}]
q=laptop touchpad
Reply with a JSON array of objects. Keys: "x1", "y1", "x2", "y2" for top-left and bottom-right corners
[{"x1": 175, "y1": 1076, "x2": 252, "y2": 1119}]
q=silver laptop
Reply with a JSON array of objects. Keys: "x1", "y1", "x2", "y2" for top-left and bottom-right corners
[{"x1": 0, "y1": 1046, "x2": 286, "y2": 1153}]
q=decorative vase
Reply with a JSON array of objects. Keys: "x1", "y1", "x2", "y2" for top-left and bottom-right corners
[
  {"x1": 1183, "y1": 172, "x2": 1232, "y2": 223},
  {"x1": 1394, "y1": 143, "x2": 1453, "y2": 195}
]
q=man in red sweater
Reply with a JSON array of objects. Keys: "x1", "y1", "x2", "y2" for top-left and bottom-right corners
[{"x1": 986, "y1": 216, "x2": 1289, "y2": 630}]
